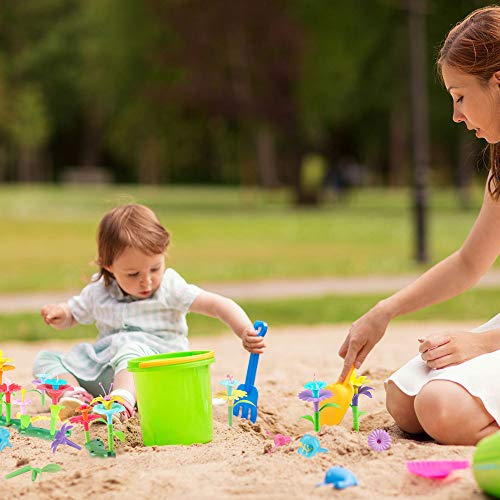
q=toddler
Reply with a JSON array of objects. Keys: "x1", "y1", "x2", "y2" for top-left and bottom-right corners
[{"x1": 37, "y1": 203, "x2": 266, "y2": 421}]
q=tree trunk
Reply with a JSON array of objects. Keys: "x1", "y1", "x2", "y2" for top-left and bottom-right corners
[
  {"x1": 80, "y1": 112, "x2": 103, "y2": 167},
  {"x1": 256, "y1": 125, "x2": 280, "y2": 188},
  {"x1": 389, "y1": 100, "x2": 410, "y2": 186},
  {"x1": 17, "y1": 146, "x2": 44, "y2": 181},
  {"x1": 138, "y1": 137, "x2": 163, "y2": 184}
]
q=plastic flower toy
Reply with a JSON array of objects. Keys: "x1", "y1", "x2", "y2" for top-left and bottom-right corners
[
  {"x1": 90, "y1": 383, "x2": 125, "y2": 410},
  {"x1": 298, "y1": 378, "x2": 338, "y2": 432},
  {"x1": 33, "y1": 379, "x2": 72, "y2": 436},
  {"x1": 0, "y1": 379, "x2": 21, "y2": 424},
  {"x1": 69, "y1": 405, "x2": 101, "y2": 444},
  {"x1": 13, "y1": 389, "x2": 32, "y2": 413},
  {"x1": 51, "y1": 423, "x2": 82, "y2": 453},
  {"x1": 266, "y1": 431, "x2": 291, "y2": 452},
  {"x1": 0, "y1": 350, "x2": 15, "y2": 384},
  {"x1": 37, "y1": 381, "x2": 72, "y2": 406},
  {"x1": 297, "y1": 433, "x2": 328, "y2": 458},
  {"x1": 91, "y1": 384, "x2": 125, "y2": 456},
  {"x1": 32, "y1": 374, "x2": 51, "y2": 406},
  {"x1": 5, "y1": 463, "x2": 62, "y2": 482},
  {"x1": 349, "y1": 370, "x2": 374, "y2": 431},
  {"x1": 368, "y1": 429, "x2": 391, "y2": 452},
  {"x1": 0, "y1": 428, "x2": 12, "y2": 452},
  {"x1": 13, "y1": 389, "x2": 34, "y2": 430},
  {"x1": 214, "y1": 375, "x2": 255, "y2": 427}
]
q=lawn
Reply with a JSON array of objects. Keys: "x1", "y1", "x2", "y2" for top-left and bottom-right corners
[
  {"x1": 0, "y1": 183, "x2": 489, "y2": 293},
  {"x1": 2, "y1": 287, "x2": 498, "y2": 343}
]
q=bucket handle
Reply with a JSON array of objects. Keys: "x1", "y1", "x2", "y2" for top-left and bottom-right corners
[{"x1": 138, "y1": 351, "x2": 215, "y2": 369}]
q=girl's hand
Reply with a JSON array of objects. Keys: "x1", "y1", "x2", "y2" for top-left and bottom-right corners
[
  {"x1": 41, "y1": 303, "x2": 69, "y2": 328},
  {"x1": 338, "y1": 302, "x2": 391, "y2": 382},
  {"x1": 241, "y1": 326, "x2": 266, "y2": 354},
  {"x1": 419, "y1": 331, "x2": 488, "y2": 369}
]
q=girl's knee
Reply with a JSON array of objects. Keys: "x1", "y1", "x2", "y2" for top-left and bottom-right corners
[
  {"x1": 414, "y1": 381, "x2": 484, "y2": 444},
  {"x1": 385, "y1": 381, "x2": 423, "y2": 434}
]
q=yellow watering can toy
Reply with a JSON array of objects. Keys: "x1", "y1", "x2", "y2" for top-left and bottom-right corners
[{"x1": 319, "y1": 366, "x2": 355, "y2": 426}]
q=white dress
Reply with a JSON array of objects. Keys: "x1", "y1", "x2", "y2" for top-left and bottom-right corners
[{"x1": 387, "y1": 314, "x2": 500, "y2": 424}]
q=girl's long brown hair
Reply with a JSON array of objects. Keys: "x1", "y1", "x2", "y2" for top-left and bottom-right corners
[{"x1": 437, "y1": 6, "x2": 500, "y2": 199}]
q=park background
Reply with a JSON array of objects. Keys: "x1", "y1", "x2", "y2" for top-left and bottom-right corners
[
  {"x1": 0, "y1": 0, "x2": 499, "y2": 342},
  {"x1": 0, "y1": 2, "x2": 498, "y2": 498}
]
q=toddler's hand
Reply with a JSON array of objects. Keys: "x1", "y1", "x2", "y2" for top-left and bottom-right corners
[
  {"x1": 241, "y1": 326, "x2": 266, "y2": 354},
  {"x1": 41, "y1": 304, "x2": 69, "y2": 328}
]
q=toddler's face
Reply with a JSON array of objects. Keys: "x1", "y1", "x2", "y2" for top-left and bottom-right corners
[{"x1": 105, "y1": 247, "x2": 165, "y2": 299}]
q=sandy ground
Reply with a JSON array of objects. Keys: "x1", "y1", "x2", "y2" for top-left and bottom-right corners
[{"x1": 0, "y1": 321, "x2": 490, "y2": 499}]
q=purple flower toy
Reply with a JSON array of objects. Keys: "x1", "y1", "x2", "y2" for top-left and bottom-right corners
[
  {"x1": 298, "y1": 378, "x2": 339, "y2": 432},
  {"x1": 348, "y1": 371, "x2": 374, "y2": 432},
  {"x1": 51, "y1": 423, "x2": 82, "y2": 453},
  {"x1": 368, "y1": 429, "x2": 391, "y2": 452}
]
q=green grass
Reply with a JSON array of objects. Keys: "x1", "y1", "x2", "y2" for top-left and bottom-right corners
[
  {"x1": 1, "y1": 287, "x2": 497, "y2": 343},
  {"x1": 0, "y1": 183, "x2": 489, "y2": 293}
]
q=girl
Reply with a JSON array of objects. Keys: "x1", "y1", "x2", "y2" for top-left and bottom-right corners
[
  {"x1": 338, "y1": 6, "x2": 500, "y2": 445},
  {"x1": 37, "y1": 203, "x2": 266, "y2": 421}
]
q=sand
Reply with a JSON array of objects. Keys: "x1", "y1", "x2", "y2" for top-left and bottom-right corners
[{"x1": 0, "y1": 322, "x2": 489, "y2": 499}]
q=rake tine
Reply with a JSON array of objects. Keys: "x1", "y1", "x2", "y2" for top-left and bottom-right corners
[{"x1": 249, "y1": 405, "x2": 258, "y2": 423}]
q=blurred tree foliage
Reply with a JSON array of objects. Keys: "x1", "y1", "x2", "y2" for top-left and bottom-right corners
[{"x1": 0, "y1": 0, "x2": 492, "y2": 198}]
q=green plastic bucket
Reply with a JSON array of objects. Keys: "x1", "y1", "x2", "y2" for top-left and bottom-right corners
[{"x1": 128, "y1": 350, "x2": 215, "y2": 446}]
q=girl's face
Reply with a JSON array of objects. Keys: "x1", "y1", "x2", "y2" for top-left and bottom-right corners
[
  {"x1": 105, "y1": 247, "x2": 165, "y2": 299},
  {"x1": 441, "y1": 63, "x2": 500, "y2": 144}
]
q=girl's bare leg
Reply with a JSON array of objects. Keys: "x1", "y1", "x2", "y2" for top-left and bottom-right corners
[
  {"x1": 414, "y1": 380, "x2": 499, "y2": 445},
  {"x1": 385, "y1": 381, "x2": 424, "y2": 434}
]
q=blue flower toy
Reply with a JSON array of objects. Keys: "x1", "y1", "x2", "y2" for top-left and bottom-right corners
[
  {"x1": 297, "y1": 433, "x2": 328, "y2": 458},
  {"x1": 0, "y1": 427, "x2": 12, "y2": 452}
]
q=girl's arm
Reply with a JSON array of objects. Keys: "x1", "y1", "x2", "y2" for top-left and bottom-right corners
[
  {"x1": 41, "y1": 303, "x2": 78, "y2": 330},
  {"x1": 338, "y1": 177, "x2": 500, "y2": 380},
  {"x1": 189, "y1": 291, "x2": 266, "y2": 354}
]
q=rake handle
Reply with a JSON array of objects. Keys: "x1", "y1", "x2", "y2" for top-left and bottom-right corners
[{"x1": 244, "y1": 321, "x2": 268, "y2": 389}]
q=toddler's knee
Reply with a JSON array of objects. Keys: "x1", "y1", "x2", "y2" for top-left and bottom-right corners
[
  {"x1": 111, "y1": 342, "x2": 158, "y2": 372},
  {"x1": 32, "y1": 350, "x2": 64, "y2": 377}
]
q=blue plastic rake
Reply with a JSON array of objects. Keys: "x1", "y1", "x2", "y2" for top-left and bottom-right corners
[{"x1": 233, "y1": 320, "x2": 268, "y2": 423}]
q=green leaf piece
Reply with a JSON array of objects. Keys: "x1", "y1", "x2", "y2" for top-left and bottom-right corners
[
  {"x1": 41, "y1": 464, "x2": 63, "y2": 473},
  {"x1": 113, "y1": 430, "x2": 125, "y2": 442},
  {"x1": 5, "y1": 465, "x2": 32, "y2": 479},
  {"x1": 319, "y1": 403, "x2": 341, "y2": 412},
  {"x1": 233, "y1": 399, "x2": 255, "y2": 408},
  {"x1": 300, "y1": 415, "x2": 315, "y2": 424}
]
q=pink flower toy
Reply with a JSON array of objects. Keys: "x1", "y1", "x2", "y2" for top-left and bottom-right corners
[
  {"x1": 13, "y1": 389, "x2": 34, "y2": 430},
  {"x1": 266, "y1": 431, "x2": 292, "y2": 452},
  {"x1": 29, "y1": 378, "x2": 73, "y2": 438},
  {"x1": 0, "y1": 379, "x2": 21, "y2": 426}
]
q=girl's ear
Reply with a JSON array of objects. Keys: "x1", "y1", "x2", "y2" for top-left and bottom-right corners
[{"x1": 494, "y1": 70, "x2": 500, "y2": 86}]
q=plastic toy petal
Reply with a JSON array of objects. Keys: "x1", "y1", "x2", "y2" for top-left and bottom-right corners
[{"x1": 406, "y1": 460, "x2": 470, "y2": 479}]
